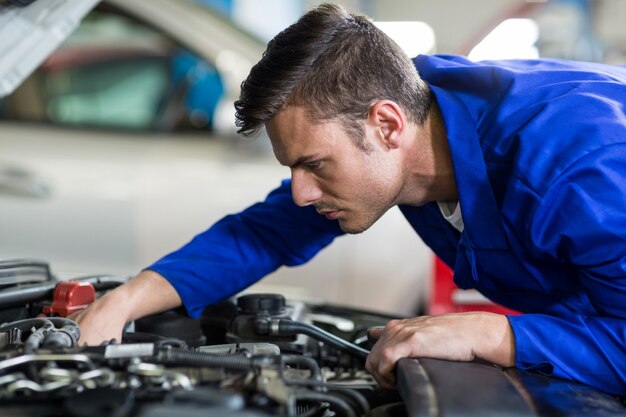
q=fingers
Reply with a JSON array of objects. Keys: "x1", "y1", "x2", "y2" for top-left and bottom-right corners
[
  {"x1": 367, "y1": 348, "x2": 398, "y2": 389},
  {"x1": 365, "y1": 316, "x2": 452, "y2": 389},
  {"x1": 367, "y1": 326, "x2": 385, "y2": 342},
  {"x1": 366, "y1": 320, "x2": 406, "y2": 389},
  {"x1": 366, "y1": 313, "x2": 502, "y2": 390},
  {"x1": 69, "y1": 302, "x2": 124, "y2": 346}
]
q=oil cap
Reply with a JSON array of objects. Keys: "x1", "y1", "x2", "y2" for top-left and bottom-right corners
[{"x1": 237, "y1": 294, "x2": 285, "y2": 315}]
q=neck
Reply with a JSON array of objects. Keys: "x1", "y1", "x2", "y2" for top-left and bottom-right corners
[{"x1": 402, "y1": 102, "x2": 457, "y2": 205}]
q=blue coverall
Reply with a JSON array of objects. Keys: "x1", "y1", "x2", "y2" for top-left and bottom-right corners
[{"x1": 149, "y1": 54, "x2": 626, "y2": 394}]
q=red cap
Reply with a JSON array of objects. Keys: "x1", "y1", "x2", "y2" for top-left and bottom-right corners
[{"x1": 42, "y1": 281, "x2": 96, "y2": 317}]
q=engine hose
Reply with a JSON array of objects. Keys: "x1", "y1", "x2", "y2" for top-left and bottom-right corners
[
  {"x1": 0, "y1": 318, "x2": 54, "y2": 353},
  {"x1": 281, "y1": 354, "x2": 322, "y2": 382},
  {"x1": 0, "y1": 318, "x2": 52, "y2": 334},
  {"x1": 295, "y1": 402, "x2": 328, "y2": 417},
  {"x1": 328, "y1": 388, "x2": 370, "y2": 415},
  {"x1": 257, "y1": 319, "x2": 370, "y2": 361},
  {"x1": 0, "y1": 318, "x2": 80, "y2": 352},
  {"x1": 0, "y1": 276, "x2": 125, "y2": 310},
  {"x1": 46, "y1": 317, "x2": 78, "y2": 327},
  {"x1": 24, "y1": 322, "x2": 52, "y2": 353},
  {"x1": 155, "y1": 348, "x2": 264, "y2": 371},
  {"x1": 293, "y1": 392, "x2": 357, "y2": 417},
  {"x1": 0, "y1": 317, "x2": 78, "y2": 333}
]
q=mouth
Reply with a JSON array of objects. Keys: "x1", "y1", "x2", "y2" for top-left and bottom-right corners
[{"x1": 317, "y1": 209, "x2": 342, "y2": 220}]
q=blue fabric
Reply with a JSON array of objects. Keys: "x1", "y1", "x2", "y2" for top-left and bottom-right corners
[
  {"x1": 411, "y1": 55, "x2": 626, "y2": 394},
  {"x1": 148, "y1": 54, "x2": 626, "y2": 394},
  {"x1": 148, "y1": 180, "x2": 343, "y2": 317}
]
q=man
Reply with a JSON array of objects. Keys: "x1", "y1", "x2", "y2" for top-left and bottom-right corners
[{"x1": 75, "y1": 4, "x2": 626, "y2": 394}]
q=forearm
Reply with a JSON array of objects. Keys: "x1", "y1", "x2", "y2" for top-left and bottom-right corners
[
  {"x1": 73, "y1": 270, "x2": 181, "y2": 345},
  {"x1": 146, "y1": 180, "x2": 343, "y2": 318},
  {"x1": 471, "y1": 313, "x2": 516, "y2": 367},
  {"x1": 111, "y1": 269, "x2": 182, "y2": 321}
]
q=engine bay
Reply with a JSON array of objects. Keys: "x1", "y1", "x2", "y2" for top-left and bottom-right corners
[
  {"x1": 0, "y1": 260, "x2": 401, "y2": 417},
  {"x1": 1, "y1": 259, "x2": 625, "y2": 417}
]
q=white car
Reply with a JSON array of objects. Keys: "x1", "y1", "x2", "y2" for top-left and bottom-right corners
[{"x1": 0, "y1": 0, "x2": 431, "y2": 315}]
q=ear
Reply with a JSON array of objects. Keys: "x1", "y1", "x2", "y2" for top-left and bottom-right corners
[{"x1": 367, "y1": 100, "x2": 405, "y2": 150}]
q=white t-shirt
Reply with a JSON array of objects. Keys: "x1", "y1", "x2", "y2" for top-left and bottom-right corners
[{"x1": 437, "y1": 201, "x2": 464, "y2": 232}]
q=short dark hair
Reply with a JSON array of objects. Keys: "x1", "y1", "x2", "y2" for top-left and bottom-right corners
[{"x1": 234, "y1": 3, "x2": 433, "y2": 150}]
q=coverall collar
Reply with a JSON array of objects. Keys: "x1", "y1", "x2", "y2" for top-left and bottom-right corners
[{"x1": 429, "y1": 85, "x2": 509, "y2": 250}]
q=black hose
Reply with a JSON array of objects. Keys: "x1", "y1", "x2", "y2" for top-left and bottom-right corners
[
  {"x1": 327, "y1": 388, "x2": 370, "y2": 415},
  {"x1": 258, "y1": 319, "x2": 370, "y2": 361},
  {"x1": 0, "y1": 318, "x2": 52, "y2": 333},
  {"x1": 0, "y1": 282, "x2": 56, "y2": 308},
  {"x1": 282, "y1": 354, "x2": 323, "y2": 382},
  {"x1": 0, "y1": 275, "x2": 126, "y2": 309},
  {"x1": 24, "y1": 322, "x2": 52, "y2": 353},
  {"x1": 76, "y1": 275, "x2": 129, "y2": 290},
  {"x1": 155, "y1": 348, "x2": 257, "y2": 371},
  {"x1": 0, "y1": 317, "x2": 79, "y2": 334},
  {"x1": 293, "y1": 392, "x2": 357, "y2": 417},
  {"x1": 0, "y1": 317, "x2": 81, "y2": 351},
  {"x1": 0, "y1": 318, "x2": 53, "y2": 353},
  {"x1": 46, "y1": 317, "x2": 79, "y2": 329},
  {"x1": 280, "y1": 366, "x2": 369, "y2": 415},
  {"x1": 294, "y1": 402, "x2": 329, "y2": 417},
  {"x1": 44, "y1": 317, "x2": 80, "y2": 349},
  {"x1": 284, "y1": 378, "x2": 370, "y2": 414}
]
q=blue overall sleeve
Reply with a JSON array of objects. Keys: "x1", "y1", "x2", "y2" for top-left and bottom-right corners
[
  {"x1": 508, "y1": 144, "x2": 626, "y2": 395},
  {"x1": 146, "y1": 179, "x2": 344, "y2": 318}
]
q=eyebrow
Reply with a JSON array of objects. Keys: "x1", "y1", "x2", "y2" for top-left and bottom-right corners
[{"x1": 288, "y1": 154, "x2": 319, "y2": 169}]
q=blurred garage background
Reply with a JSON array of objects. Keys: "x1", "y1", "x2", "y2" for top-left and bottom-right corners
[{"x1": 0, "y1": 0, "x2": 624, "y2": 316}]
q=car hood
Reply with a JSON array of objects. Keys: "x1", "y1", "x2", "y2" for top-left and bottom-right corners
[{"x1": 0, "y1": 0, "x2": 100, "y2": 98}]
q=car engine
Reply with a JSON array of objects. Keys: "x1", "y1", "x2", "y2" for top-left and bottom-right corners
[
  {"x1": 4, "y1": 259, "x2": 626, "y2": 417},
  {"x1": 0, "y1": 259, "x2": 402, "y2": 417}
]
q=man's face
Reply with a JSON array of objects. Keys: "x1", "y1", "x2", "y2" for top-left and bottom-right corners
[{"x1": 266, "y1": 106, "x2": 403, "y2": 234}]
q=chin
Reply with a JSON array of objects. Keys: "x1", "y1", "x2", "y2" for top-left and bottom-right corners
[
  {"x1": 338, "y1": 207, "x2": 391, "y2": 234},
  {"x1": 341, "y1": 226, "x2": 367, "y2": 235},
  {"x1": 338, "y1": 219, "x2": 374, "y2": 235}
]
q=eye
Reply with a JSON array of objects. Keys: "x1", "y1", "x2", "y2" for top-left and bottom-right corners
[{"x1": 304, "y1": 160, "x2": 322, "y2": 170}]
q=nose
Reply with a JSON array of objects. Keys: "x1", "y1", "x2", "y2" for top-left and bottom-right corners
[{"x1": 291, "y1": 169, "x2": 322, "y2": 207}]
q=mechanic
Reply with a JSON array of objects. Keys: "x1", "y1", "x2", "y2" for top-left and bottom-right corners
[{"x1": 74, "y1": 4, "x2": 626, "y2": 394}]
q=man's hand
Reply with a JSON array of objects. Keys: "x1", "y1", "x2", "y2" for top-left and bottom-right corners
[
  {"x1": 68, "y1": 290, "x2": 129, "y2": 345},
  {"x1": 365, "y1": 312, "x2": 515, "y2": 389},
  {"x1": 70, "y1": 270, "x2": 182, "y2": 346}
]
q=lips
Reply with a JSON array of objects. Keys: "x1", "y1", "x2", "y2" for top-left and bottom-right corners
[{"x1": 319, "y1": 210, "x2": 341, "y2": 220}]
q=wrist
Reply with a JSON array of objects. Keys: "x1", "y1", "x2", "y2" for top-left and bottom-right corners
[
  {"x1": 122, "y1": 270, "x2": 182, "y2": 321},
  {"x1": 472, "y1": 312, "x2": 516, "y2": 367},
  {"x1": 94, "y1": 284, "x2": 134, "y2": 323}
]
